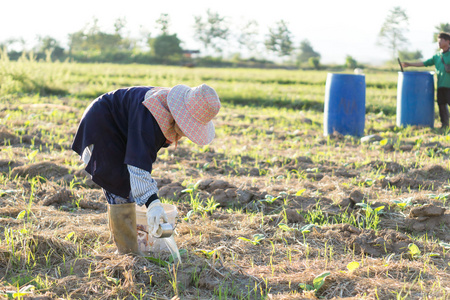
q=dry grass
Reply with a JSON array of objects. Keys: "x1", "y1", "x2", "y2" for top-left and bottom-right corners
[{"x1": 1, "y1": 67, "x2": 450, "y2": 299}]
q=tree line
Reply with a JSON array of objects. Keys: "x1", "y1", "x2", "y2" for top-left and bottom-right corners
[
  {"x1": 2, "y1": 8, "x2": 449, "y2": 69},
  {"x1": 1, "y1": 10, "x2": 324, "y2": 68}
]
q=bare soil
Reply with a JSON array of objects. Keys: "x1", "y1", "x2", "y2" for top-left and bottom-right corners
[{"x1": 1, "y1": 105, "x2": 450, "y2": 299}]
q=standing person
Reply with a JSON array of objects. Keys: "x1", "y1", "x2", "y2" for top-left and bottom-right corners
[
  {"x1": 71, "y1": 84, "x2": 221, "y2": 255},
  {"x1": 402, "y1": 32, "x2": 450, "y2": 128}
]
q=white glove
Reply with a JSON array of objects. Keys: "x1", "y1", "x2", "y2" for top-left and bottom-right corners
[{"x1": 146, "y1": 200, "x2": 169, "y2": 236}]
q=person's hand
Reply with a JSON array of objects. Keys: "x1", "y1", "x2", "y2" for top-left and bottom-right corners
[
  {"x1": 146, "y1": 200, "x2": 169, "y2": 236},
  {"x1": 401, "y1": 62, "x2": 409, "y2": 68}
]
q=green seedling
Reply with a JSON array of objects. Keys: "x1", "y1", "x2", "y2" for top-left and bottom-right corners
[
  {"x1": 183, "y1": 210, "x2": 194, "y2": 221},
  {"x1": 295, "y1": 188, "x2": 306, "y2": 196},
  {"x1": 407, "y1": 243, "x2": 439, "y2": 260},
  {"x1": 64, "y1": 231, "x2": 76, "y2": 241},
  {"x1": 278, "y1": 223, "x2": 295, "y2": 232},
  {"x1": 299, "y1": 224, "x2": 315, "y2": 234},
  {"x1": 392, "y1": 197, "x2": 413, "y2": 209},
  {"x1": 203, "y1": 198, "x2": 220, "y2": 213},
  {"x1": 1, "y1": 284, "x2": 35, "y2": 299},
  {"x1": 427, "y1": 193, "x2": 449, "y2": 201},
  {"x1": 27, "y1": 149, "x2": 38, "y2": 162},
  {"x1": 366, "y1": 178, "x2": 374, "y2": 187},
  {"x1": 440, "y1": 242, "x2": 450, "y2": 249},
  {"x1": 145, "y1": 256, "x2": 170, "y2": 267},
  {"x1": 181, "y1": 179, "x2": 206, "y2": 194},
  {"x1": 195, "y1": 249, "x2": 217, "y2": 259},
  {"x1": 16, "y1": 210, "x2": 26, "y2": 220},
  {"x1": 408, "y1": 243, "x2": 421, "y2": 259},
  {"x1": 355, "y1": 203, "x2": 385, "y2": 230},
  {"x1": 238, "y1": 234, "x2": 265, "y2": 245},
  {"x1": 145, "y1": 249, "x2": 187, "y2": 267},
  {"x1": 299, "y1": 271, "x2": 331, "y2": 293},
  {"x1": 188, "y1": 196, "x2": 219, "y2": 217},
  {"x1": 181, "y1": 186, "x2": 196, "y2": 194},
  {"x1": 105, "y1": 276, "x2": 120, "y2": 285},
  {"x1": 346, "y1": 261, "x2": 360, "y2": 273},
  {"x1": 259, "y1": 194, "x2": 280, "y2": 204},
  {"x1": 379, "y1": 139, "x2": 388, "y2": 146}
]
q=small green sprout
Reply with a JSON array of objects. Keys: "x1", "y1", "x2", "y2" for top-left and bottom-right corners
[
  {"x1": 278, "y1": 223, "x2": 295, "y2": 232},
  {"x1": 299, "y1": 224, "x2": 316, "y2": 234},
  {"x1": 105, "y1": 276, "x2": 120, "y2": 285},
  {"x1": 440, "y1": 242, "x2": 450, "y2": 249},
  {"x1": 299, "y1": 271, "x2": 331, "y2": 293},
  {"x1": 16, "y1": 210, "x2": 26, "y2": 220},
  {"x1": 65, "y1": 231, "x2": 76, "y2": 241},
  {"x1": 408, "y1": 243, "x2": 421, "y2": 259},
  {"x1": 238, "y1": 234, "x2": 265, "y2": 245},
  {"x1": 346, "y1": 261, "x2": 360, "y2": 272},
  {"x1": 195, "y1": 249, "x2": 217, "y2": 258},
  {"x1": 379, "y1": 139, "x2": 388, "y2": 146},
  {"x1": 27, "y1": 149, "x2": 38, "y2": 162},
  {"x1": 295, "y1": 188, "x2": 306, "y2": 196},
  {"x1": 259, "y1": 194, "x2": 280, "y2": 204},
  {"x1": 392, "y1": 197, "x2": 413, "y2": 209}
]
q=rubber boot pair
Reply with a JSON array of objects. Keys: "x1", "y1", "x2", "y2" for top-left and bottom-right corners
[{"x1": 108, "y1": 203, "x2": 143, "y2": 256}]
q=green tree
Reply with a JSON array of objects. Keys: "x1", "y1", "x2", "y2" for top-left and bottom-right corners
[
  {"x1": 150, "y1": 34, "x2": 182, "y2": 61},
  {"x1": 433, "y1": 23, "x2": 450, "y2": 42},
  {"x1": 1, "y1": 37, "x2": 25, "y2": 52},
  {"x1": 194, "y1": 9, "x2": 229, "y2": 54},
  {"x1": 35, "y1": 36, "x2": 65, "y2": 61},
  {"x1": 156, "y1": 13, "x2": 171, "y2": 35},
  {"x1": 345, "y1": 55, "x2": 357, "y2": 69},
  {"x1": 114, "y1": 17, "x2": 127, "y2": 35},
  {"x1": 1, "y1": 38, "x2": 26, "y2": 60},
  {"x1": 265, "y1": 20, "x2": 293, "y2": 58},
  {"x1": 68, "y1": 17, "x2": 132, "y2": 56},
  {"x1": 398, "y1": 49, "x2": 422, "y2": 61},
  {"x1": 237, "y1": 20, "x2": 259, "y2": 54},
  {"x1": 377, "y1": 6, "x2": 409, "y2": 60},
  {"x1": 297, "y1": 39, "x2": 320, "y2": 63},
  {"x1": 309, "y1": 57, "x2": 320, "y2": 69}
]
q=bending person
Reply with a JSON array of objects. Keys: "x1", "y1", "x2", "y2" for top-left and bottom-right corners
[{"x1": 71, "y1": 84, "x2": 221, "y2": 255}]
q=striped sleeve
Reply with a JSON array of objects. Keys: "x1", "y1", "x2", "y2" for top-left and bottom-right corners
[{"x1": 127, "y1": 165, "x2": 158, "y2": 206}]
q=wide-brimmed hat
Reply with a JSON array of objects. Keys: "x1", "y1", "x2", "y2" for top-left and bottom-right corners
[{"x1": 167, "y1": 84, "x2": 221, "y2": 146}]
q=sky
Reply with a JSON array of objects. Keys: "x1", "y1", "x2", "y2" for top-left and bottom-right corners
[{"x1": 0, "y1": 0, "x2": 448, "y2": 65}]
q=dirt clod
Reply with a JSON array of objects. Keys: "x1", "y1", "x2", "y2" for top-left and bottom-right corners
[
  {"x1": 409, "y1": 204, "x2": 445, "y2": 217},
  {"x1": 11, "y1": 161, "x2": 70, "y2": 180},
  {"x1": 42, "y1": 188, "x2": 73, "y2": 206},
  {"x1": 405, "y1": 213, "x2": 450, "y2": 234},
  {"x1": 349, "y1": 189, "x2": 364, "y2": 204},
  {"x1": 158, "y1": 182, "x2": 185, "y2": 200},
  {"x1": 285, "y1": 208, "x2": 304, "y2": 223}
]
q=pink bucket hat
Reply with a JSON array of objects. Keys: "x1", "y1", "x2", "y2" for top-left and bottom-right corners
[{"x1": 167, "y1": 84, "x2": 221, "y2": 146}]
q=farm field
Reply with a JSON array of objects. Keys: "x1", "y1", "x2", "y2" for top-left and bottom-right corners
[{"x1": 1, "y1": 56, "x2": 450, "y2": 299}]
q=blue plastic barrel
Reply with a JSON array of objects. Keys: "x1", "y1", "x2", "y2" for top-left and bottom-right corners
[
  {"x1": 324, "y1": 73, "x2": 366, "y2": 136},
  {"x1": 396, "y1": 72, "x2": 434, "y2": 128}
]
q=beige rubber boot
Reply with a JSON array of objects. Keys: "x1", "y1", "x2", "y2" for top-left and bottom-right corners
[{"x1": 108, "y1": 203, "x2": 143, "y2": 255}]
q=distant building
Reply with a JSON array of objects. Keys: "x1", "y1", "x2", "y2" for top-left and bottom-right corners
[
  {"x1": 182, "y1": 50, "x2": 200, "y2": 67},
  {"x1": 182, "y1": 50, "x2": 200, "y2": 59}
]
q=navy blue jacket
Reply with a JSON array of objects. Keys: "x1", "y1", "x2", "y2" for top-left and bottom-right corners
[{"x1": 72, "y1": 86, "x2": 168, "y2": 198}]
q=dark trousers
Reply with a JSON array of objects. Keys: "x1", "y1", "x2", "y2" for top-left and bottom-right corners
[{"x1": 437, "y1": 88, "x2": 450, "y2": 127}]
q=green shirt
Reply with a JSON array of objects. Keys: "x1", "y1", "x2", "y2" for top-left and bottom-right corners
[{"x1": 423, "y1": 51, "x2": 450, "y2": 88}]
